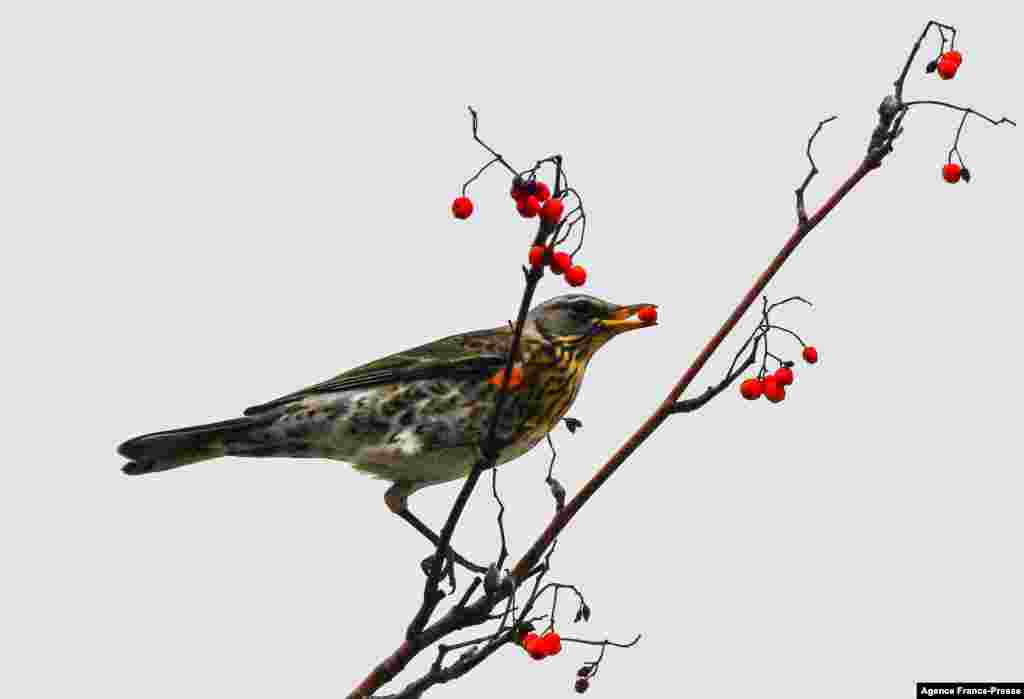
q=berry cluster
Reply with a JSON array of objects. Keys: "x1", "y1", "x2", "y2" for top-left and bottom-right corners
[
  {"x1": 449, "y1": 176, "x2": 569, "y2": 226},
  {"x1": 739, "y1": 346, "x2": 818, "y2": 404},
  {"x1": 451, "y1": 173, "x2": 587, "y2": 287},
  {"x1": 451, "y1": 109, "x2": 591, "y2": 297},
  {"x1": 528, "y1": 244, "x2": 587, "y2": 288},
  {"x1": 520, "y1": 630, "x2": 562, "y2": 661},
  {"x1": 510, "y1": 176, "x2": 565, "y2": 225}
]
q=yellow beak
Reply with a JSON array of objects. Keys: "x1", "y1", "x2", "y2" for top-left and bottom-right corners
[{"x1": 599, "y1": 304, "x2": 659, "y2": 335}]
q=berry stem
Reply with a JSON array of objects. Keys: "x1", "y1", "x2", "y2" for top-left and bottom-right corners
[
  {"x1": 462, "y1": 157, "x2": 502, "y2": 197},
  {"x1": 901, "y1": 101, "x2": 1016, "y2": 129},
  {"x1": 764, "y1": 323, "x2": 810, "y2": 348},
  {"x1": 467, "y1": 106, "x2": 519, "y2": 177}
]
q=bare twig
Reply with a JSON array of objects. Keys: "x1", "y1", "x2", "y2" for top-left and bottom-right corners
[
  {"x1": 902, "y1": 101, "x2": 1016, "y2": 128},
  {"x1": 795, "y1": 116, "x2": 838, "y2": 226},
  {"x1": 467, "y1": 107, "x2": 518, "y2": 177},
  {"x1": 669, "y1": 334, "x2": 761, "y2": 414},
  {"x1": 543, "y1": 434, "x2": 566, "y2": 511},
  {"x1": 561, "y1": 633, "x2": 642, "y2": 649},
  {"x1": 490, "y1": 466, "x2": 509, "y2": 570}
]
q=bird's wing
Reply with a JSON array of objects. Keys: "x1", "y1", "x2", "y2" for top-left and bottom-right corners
[{"x1": 243, "y1": 328, "x2": 512, "y2": 416}]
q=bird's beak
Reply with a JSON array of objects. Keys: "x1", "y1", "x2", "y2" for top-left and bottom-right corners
[{"x1": 599, "y1": 304, "x2": 658, "y2": 335}]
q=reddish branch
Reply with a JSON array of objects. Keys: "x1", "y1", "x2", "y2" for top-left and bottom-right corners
[{"x1": 348, "y1": 20, "x2": 1014, "y2": 699}]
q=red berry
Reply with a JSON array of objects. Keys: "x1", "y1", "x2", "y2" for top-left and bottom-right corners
[
  {"x1": 637, "y1": 306, "x2": 657, "y2": 323},
  {"x1": 740, "y1": 378, "x2": 763, "y2": 400},
  {"x1": 942, "y1": 50, "x2": 963, "y2": 67},
  {"x1": 802, "y1": 346, "x2": 818, "y2": 364},
  {"x1": 565, "y1": 265, "x2": 587, "y2": 287},
  {"x1": 451, "y1": 196, "x2": 473, "y2": 219},
  {"x1": 774, "y1": 366, "x2": 794, "y2": 386},
  {"x1": 550, "y1": 251, "x2": 572, "y2": 275},
  {"x1": 937, "y1": 58, "x2": 958, "y2": 80},
  {"x1": 575, "y1": 677, "x2": 590, "y2": 693},
  {"x1": 539, "y1": 197, "x2": 564, "y2": 225},
  {"x1": 517, "y1": 195, "x2": 541, "y2": 218},
  {"x1": 522, "y1": 631, "x2": 547, "y2": 660},
  {"x1": 942, "y1": 163, "x2": 962, "y2": 184},
  {"x1": 534, "y1": 181, "x2": 551, "y2": 202},
  {"x1": 528, "y1": 245, "x2": 547, "y2": 269},
  {"x1": 538, "y1": 632, "x2": 562, "y2": 656},
  {"x1": 763, "y1": 377, "x2": 786, "y2": 403}
]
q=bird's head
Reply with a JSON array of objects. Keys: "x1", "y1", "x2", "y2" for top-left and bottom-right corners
[{"x1": 527, "y1": 294, "x2": 658, "y2": 356}]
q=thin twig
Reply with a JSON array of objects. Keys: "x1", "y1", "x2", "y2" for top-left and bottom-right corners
[
  {"x1": 467, "y1": 106, "x2": 518, "y2": 177},
  {"x1": 795, "y1": 116, "x2": 838, "y2": 226},
  {"x1": 490, "y1": 465, "x2": 509, "y2": 570},
  {"x1": 560, "y1": 633, "x2": 642, "y2": 649},
  {"x1": 669, "y1": 337, "x2": 760, "y2": 414},
  {"x1": 902, "y1": 101, "x2": 1016, "y2": 128}
]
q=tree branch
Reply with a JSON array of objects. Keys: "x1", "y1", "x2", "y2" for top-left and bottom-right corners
[
  {"x1": 348, "y1": 22, "x2": 1016, "y2": 697},
  {"x1": 509, "y1": 155, "x2": 876, "y2": 583}
]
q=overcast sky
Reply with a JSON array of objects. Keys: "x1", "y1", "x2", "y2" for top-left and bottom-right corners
[{"x1": 2, "y1": 1, "x2": 1022, "y2": 697}]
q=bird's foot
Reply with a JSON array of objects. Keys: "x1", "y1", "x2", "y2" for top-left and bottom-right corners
[
  {"x1": 420, "y1": 552, "x2": 458, "y2": 594},
  {"x1": 388, "y1": 483, "x2": 489, "y2": 575}
]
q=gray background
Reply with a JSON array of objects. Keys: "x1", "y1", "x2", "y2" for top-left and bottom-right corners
[{"x1": 2, "y1": 1, "x2": 1022, "y2": 697}]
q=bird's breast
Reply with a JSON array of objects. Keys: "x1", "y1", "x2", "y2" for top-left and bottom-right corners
[{"x1": 521, "y1": 344, "x2": 589, "y2": 441}]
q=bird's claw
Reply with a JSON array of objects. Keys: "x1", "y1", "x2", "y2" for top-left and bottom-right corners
[{"x1": 420, "y1": 551, "x2": 464, "y2": 592}]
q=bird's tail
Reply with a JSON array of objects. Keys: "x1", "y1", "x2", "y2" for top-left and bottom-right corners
[{"x1": 118, "y1": 416, "x2": 268, "y2": 475}]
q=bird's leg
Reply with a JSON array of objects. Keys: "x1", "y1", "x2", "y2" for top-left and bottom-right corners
[{"x1": 385, "y1": 483, "x2": 489, "y2": 575}]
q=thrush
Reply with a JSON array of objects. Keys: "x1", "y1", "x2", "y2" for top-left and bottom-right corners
[{"x1": 118, "y1": 293, "x2": 656, "y2": 567}]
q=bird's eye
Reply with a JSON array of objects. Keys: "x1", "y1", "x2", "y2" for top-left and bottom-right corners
[{"x1": 569, "y1": 301, "x2": 591, "y2": 316}]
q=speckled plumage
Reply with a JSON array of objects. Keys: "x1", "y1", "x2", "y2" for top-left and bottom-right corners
[{"x1": 118, "y1": 294, "x2": 656, "y2": 507}]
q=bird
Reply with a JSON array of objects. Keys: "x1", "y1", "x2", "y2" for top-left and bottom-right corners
[{"x1": 118, "y1": 293, "x2": 656, "y2": 567}]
